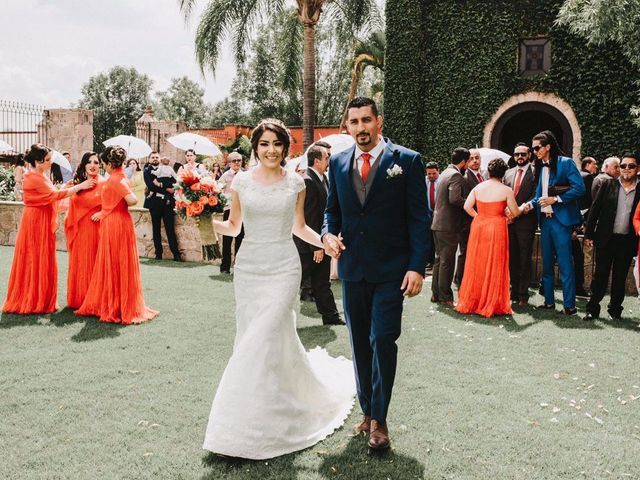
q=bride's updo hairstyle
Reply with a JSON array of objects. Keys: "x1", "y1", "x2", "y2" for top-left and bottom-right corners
[
  {"x1": 488, "y1": 158, "x2": 508, "y2": 179},
  {"x1": 24, "y1": 143, "x2": 51, "y2": 167},
  {"x1": 100, "y1": 145, "x2": 127, "y2": 168},
  {"x1": 250, "y1": 118, "x2": 291, "y2": 167}
]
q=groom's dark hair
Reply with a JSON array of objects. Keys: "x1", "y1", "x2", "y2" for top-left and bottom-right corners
[
  {"x1": 347, "y1": 96, "x2": 378, "y2": 117},
  {"x1": 451, "y1": 147, "x2": 470, "y2": 165}
]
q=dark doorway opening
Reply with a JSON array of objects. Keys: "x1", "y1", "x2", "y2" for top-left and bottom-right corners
[{"x1": 490, "y1": 101, "x2": 573, "y2": 156}]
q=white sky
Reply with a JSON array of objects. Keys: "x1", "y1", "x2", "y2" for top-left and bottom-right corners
[{"x1": 0, "y1": 0, "x2": 237, "y2": 107}]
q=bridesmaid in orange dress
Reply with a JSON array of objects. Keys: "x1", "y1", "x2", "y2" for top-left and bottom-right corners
[
  {"x1": 2, "y1": 144, "x2": 96, "y2": 314},
  {"x1": 455, "y1": 159, "x2": 523, "y2": 318},
  {"x1": 632, "y1": 202, "x2": 640, "y2": 286},
  {"x1": 75, "y1": 146, "x2": 158, "y2": 324},
  {"x1": 64, "y1": 152, "x2": 104, "y2": 309}
]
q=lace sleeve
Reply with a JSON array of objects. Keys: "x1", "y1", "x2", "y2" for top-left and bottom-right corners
[{"x1": 291, "y1": 171, "x2": 306, "y2": 193}]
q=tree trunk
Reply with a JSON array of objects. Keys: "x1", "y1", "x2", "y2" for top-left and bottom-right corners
[
  {"x1": 302, "y1": 21, "x2": 316, "y2": 149},
  {"x1": 340, "y1": 59, "x2": 368, "y2": 131}
]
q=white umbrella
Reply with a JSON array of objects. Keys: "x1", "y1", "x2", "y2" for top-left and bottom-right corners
[
  {"x1": 0, "y1": 140, "x2": 14, "y2": 152},
  {"x1": 285, "y1": 156, "x2": 304, "y2": 172},
  {"x1": 167, "y1": 132, "x2": 221, "y2": 156},
  {"x1": 297, "y1": 133, "x2": 356, "y2": 170},
  {"x1": 51, "y1": 150, "x2": 73, "y2": 172},
  {"x1": 103, "y1": 135, "x2": 152, "y2": 159},
  {"x1": 477, "y1": 147, "x2": 510, "y2": 170}
]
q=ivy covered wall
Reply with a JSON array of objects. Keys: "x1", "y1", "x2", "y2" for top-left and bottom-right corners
[{"x1": 384, "y1": 0, "x2": 640, "y2": 163}]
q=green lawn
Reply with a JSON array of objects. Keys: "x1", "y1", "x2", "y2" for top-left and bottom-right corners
[{"x1": 1, "y1": 244, "x2": 639, "y2": 480}]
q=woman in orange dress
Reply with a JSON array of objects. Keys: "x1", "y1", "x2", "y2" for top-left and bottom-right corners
[
  {"x1": 75, "y1": 146, "x2": 158, "y2": 324},
  {"x1": 633, "y1": 201, "x2": 640, "y2": 287},
  {"x1": 2, "y1": 144, "x2": 96, "y2": 314},
  {"x1": 455, "y1": 159, "x2": 523, "y2": 318},
  {"x1": 64, "y1": 152, "x2": 104, "y2": 309}
]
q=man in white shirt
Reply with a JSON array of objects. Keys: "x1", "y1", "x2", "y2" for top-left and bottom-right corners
[{"x1": 219, "y1": 152, "x2": 244, "y2": 273}]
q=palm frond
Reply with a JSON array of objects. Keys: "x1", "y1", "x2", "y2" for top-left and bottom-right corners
[
  {"x1": 178, "y1": 0, "x2": 197, "y2": 22},
  {"x1": 277, "y1": 8, "x2": 304, "y2": 93},
  {"x1": 325, "y1": 0, "x2": 383, "y2": 37}
]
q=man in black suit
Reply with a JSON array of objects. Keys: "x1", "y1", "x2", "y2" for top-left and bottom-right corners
[
  {"x1": 294, "y1": 141, "x2": 343, "y2": 325},
  {"x1": 455, "y1": 148, "x2": 488, "y2": 286},
  {"x1": 143, "y1": 152, "x2": 182, "y2": 261},
  {"x1": 583, "y1": 153, "x2": 640, "y2": 320},
  {"x1": 503, "y1": 143, "x2": 537, "y2": 306},
  {"x1": 424, "y1": 161, "x2": 440, "y2": 272}
]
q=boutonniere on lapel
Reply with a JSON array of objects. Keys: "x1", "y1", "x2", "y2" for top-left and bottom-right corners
[{"x1": 386, "y1": 164, "x2": 403, "y2": 179}]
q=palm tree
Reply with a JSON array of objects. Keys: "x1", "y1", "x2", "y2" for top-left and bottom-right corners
[
  {"x1": 339, "y1": 30, "x2": 385, "y2": 131},
  {"x1": 179, "y1": 0, "x2": 380, "y2": 149}
]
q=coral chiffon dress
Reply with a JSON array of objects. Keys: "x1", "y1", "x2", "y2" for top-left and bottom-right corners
[
  {"x1": 64, "y1": 177, "x2": 104, "y2": 309},
  {"x1": 75, "y1": 168, "x2": 158, "y2": 324},
  {"x1": 455, "y1": 200, "x2": 512, "y2": 318},
  {"x1": 2, "y1": 171, "x2": 68, "y2": 314}
]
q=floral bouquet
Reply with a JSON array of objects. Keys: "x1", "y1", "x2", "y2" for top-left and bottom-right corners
[{"x1": 174, "y1": 171, "x2": 227, "y2": 260}]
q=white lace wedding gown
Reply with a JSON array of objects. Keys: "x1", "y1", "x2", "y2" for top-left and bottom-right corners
[{"x1": 203, "y1": 169, "x2": 355, "y2": 459}]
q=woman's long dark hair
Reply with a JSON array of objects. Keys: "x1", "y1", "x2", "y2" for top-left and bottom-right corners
[
  {"x1": 250, "y1": 118, "x2": 290, "y2": 167},
  {"x1": 50, "y1": 163, "x2": 64, "y2": 184},
  {"x1": 73, "y1": 151, "x2": 98, "y2": 184},
  {"x1": 24, "y1": 143, "x2": 50, "y2": 167},
  {"x1": 533, "y1": 130, "x2": 564, "y2": 184}
]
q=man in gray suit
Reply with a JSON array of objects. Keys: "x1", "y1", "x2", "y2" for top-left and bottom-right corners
[
  {"x1": 503, "y1": 143, "x2": 537, "y2": 306},
  {"x1": 455, "y1": 148, "x2": 489, "y2": 286},
  {"x1": 591, "y1": 156, "x2": 620, "y2": 201},
  {"x1": 431, "y1": 147, "x2": 470, "y2": 306}
]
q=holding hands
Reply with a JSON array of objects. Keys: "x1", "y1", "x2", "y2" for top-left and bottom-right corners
[{"x1": 323, "y1": 233, "x2": 345, "y2": 258}]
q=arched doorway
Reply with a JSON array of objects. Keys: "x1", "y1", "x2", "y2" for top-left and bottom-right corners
[{"x1": 483, "y1": 92, "x2": 582, "y2": 159}]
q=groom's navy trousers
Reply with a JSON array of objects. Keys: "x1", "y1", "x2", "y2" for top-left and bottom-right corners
[{"x1": 342, "y1": 279, "x2": 404, "y2": 422}]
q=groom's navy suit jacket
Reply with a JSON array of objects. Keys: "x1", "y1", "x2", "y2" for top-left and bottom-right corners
[{"x1": 322, "y1": 139, "x2": 429, "y2": 283}]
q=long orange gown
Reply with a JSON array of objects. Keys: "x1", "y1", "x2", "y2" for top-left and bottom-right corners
[
  {"x1": 2, "y1": 171, "x2": 68, "y2": 313},
  {"x1": 632, "y1": 202, "x2": 640, "y2": 287},
  {"x1": 64, "y1": 177, "x2": 104, "y2": 309},
  {"x1": 455, "y1": 200, "x2": 512, "y2": 318},
  {"x1": 75, "y1": 167, "x2": 158, "y2": 324}
]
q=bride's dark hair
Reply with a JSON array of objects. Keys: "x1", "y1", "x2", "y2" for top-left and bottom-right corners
[{"x1": 250, "y1": 118, "x2": 290, "y2": 167}]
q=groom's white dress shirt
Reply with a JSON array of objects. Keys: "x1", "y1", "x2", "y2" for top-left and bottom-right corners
[{"x1": 355, "y1": 137, "x2": 386, "y2": 176}]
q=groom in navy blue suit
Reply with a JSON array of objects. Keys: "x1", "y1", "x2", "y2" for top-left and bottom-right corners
[
  {"x1": 528, "y1": 130, "x2": 585, "y2": 314},
  {"x1": 322, "y1": 97, "x2": 428, "y2": 450}
]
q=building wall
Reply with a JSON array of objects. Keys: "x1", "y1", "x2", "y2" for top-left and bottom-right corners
[{"x1": 385, "y1": 0, "x2": 640, "y2": 163}]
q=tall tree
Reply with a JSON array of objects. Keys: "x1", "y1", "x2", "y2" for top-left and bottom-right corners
[
  {"x1": 78, "y1": 66, "x2": 153, "y2": 150},
  {"x1": 155, "y1": 76, "x2": 211, "y2": 127},
  {"x1": 179, "y1": 0, "x2": 380, "y2": 148},
  {"x1": 556, "y1": 0, "x2": 640, "y2": 125}
]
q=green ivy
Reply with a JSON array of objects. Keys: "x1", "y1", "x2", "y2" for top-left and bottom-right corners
[{"x1": 384, "y1": 0, "x2": 640, "y2": 163}]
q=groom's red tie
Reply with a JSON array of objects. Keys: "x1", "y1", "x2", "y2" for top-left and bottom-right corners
[{"x1": 361, "y1": 153, "x2": 372, "y2": 183}]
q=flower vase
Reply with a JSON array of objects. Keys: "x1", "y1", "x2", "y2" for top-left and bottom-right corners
[{"x1": 197, "y1": 215, "x2": 220, "y2": 261}]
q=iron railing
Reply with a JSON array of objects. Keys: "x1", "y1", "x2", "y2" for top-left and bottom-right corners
[{"x1": 0, "y1": 100, "x2": 46, "y2": 154}]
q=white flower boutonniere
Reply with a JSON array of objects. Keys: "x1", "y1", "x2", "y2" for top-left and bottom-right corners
[{"x1": 386, "y1": 164, "x2": 403, "y2": 179}]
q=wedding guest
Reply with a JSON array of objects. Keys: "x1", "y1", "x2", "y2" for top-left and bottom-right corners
[
  {"x1": 584, "y1": 153, "x2": 640, "y2": 320},
  {"x1": 579, "y1": 156, "x2": 598, "y2": 213},
  {"x1": 64, "y1": 152, "x2": 104, "y2": 308},
  {"x1": 431, "y1": 147, "x2": 469, "y2": 306},
  {"x1": 126, "y1": 158, "x2": 146, "y2": 206},
  {"x1": 173, "y1": 161, "x2": 183, "y2": 174},
  {"x1": 503, "y1": 143, "x2": 537, "y2": 306},
  {"x1": 2, "y1": 144, "x2": 95, "y2": 314},
  {"x1": 13, "y1": 156, "x2": 27, "y2": 201},
  {"x1": 293, "y1": 141, "x2": 343, "y2": 325},
  {"x1": 211, "y1": 161, "x2": 222, "y2": 180},
  {"x1": 591, "y1": 156, "x2": 620, "y2": 200},
  {"x1": 75, "y1": 146, "x2": 158, "y2": 324},
  {"x1": 218, "y1": 151, "x2": 245, "y2": 274},
  {"x1": 178, "y1": 149, "x2": 208, "y2": 177},
  {"x1": 528, "y1": 130, "x2": 585, "y2": 314},
  {"x1": 456, "y1": 148, "x2": 488, "y2": 286},
  {"x1": 425, "y1": 161, "x2": 439, "y2": 272},
  {"x1": 456, "y1": 158, "x2": 521, "y2": 317},
  {"x1": 143, "y1": 153, "x2": 182, "y2": 261},
  {"x1": 61, "y1": 151, "x2": 74, "y2": 183}
]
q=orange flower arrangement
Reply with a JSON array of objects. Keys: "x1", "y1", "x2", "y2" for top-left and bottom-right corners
[{"x1": 174, "y1": 170, "x2": 226, "y2": 220}]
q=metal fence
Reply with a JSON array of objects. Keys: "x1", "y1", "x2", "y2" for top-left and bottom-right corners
[{"x1": 0, "y1": 100, "x2": 46, "y2": 154}]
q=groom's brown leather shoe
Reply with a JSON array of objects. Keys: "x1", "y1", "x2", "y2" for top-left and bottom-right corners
[
  {"x1": 368, "y1": 420, "x2": 390, "y2": 449},
  {"x1": 354, "y1": 415, "x2": 371, "y2": 434}
]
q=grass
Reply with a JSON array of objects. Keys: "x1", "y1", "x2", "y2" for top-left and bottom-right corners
[{"x1": 1, "y1": 244, "x2": 640, "y2": 480}]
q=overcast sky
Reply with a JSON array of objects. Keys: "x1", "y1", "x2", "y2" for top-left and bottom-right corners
[{"x1": 1, "y1": 0, "x2": 237, "y2": 108}]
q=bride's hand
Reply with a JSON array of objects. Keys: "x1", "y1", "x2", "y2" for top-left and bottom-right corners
[{"x1": 323, "y1": 233, "x2": 345, "y2": 258}]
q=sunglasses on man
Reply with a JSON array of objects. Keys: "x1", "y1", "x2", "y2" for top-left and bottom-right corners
[
  {"x1": 513, "y1": 152, "x2": 528, "y2": 157},
  {"x1": 619, "y1": 163, "x2": 637, "y2": 170}
]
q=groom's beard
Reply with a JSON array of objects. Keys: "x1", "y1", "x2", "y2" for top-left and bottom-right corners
[{"x1": 356, "y1": 132, "x2": 372, "y2": 146}]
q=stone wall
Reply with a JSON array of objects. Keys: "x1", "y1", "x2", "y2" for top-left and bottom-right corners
[
  {"x1": 43, "y1": 109, "x2": 94, "y2": 168},
  {"x1": 0, "y1": 201, "x2": 220, "y2": 263}
]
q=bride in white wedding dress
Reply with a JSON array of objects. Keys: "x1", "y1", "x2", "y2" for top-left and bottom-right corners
[{"x1": 203, "y1": 119, "x2": 355, "y2": 459}]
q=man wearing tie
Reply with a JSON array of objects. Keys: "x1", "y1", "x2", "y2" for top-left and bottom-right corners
[
  {"x1": 503, "y1": 143, "x2": 537, "y2": 306},
  {"x1": 294, "y1": 141, "x2": 343, "y2": 325},
  {"x1": 456, "y1": 148, "x2": 488, "y2": 286},
  {"x1": 527, "y1": 130, "x2": 585, "y2": 314},
  {"x1": 425, "y1": 161, "x2": 440, "y2": 272}
]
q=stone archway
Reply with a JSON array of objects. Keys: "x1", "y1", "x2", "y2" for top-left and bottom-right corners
[{"x1": 483, "y1": 92, "x2": 582, "y2": 160}]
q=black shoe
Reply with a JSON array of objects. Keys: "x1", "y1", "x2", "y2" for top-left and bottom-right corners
[
  {"x1": 562, "y1": 307, "x2": 578, "y2": 315},
  {"x1": 583, "y1": 312, "x2": 598, "y2": 321},
  {"x1": 155, "y1": 255, "x2": 162, "y2": 260},
  {"x1": 300, "y1": 293, "x2": 315, "y2": 302},
  {"x1": 173, "y1": 256, "x2": 184, "y2": 262},
  {"x1": 323, "y1": 316, "x2": 346, "y2": 326},
  {"x1": 608, "y1": 313, "x2": 622, "y2": 320},
  {"x1": 536, "y1": 303, "x2": 555, "y2": 311},
  {"x1": 575, "y1": 288, "x2": 590, "y2": 299},
  {"x1": 220, "y1": 269, "x2": 231, "y2": 274}
]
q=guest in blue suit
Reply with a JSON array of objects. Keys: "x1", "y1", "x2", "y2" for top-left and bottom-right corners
[
  {"x1": 322, "y1": 97, "x2": 428, "y2": 450},
  {"x1": 528, "y1": 130, "x2": 585, "y2": 314}
]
